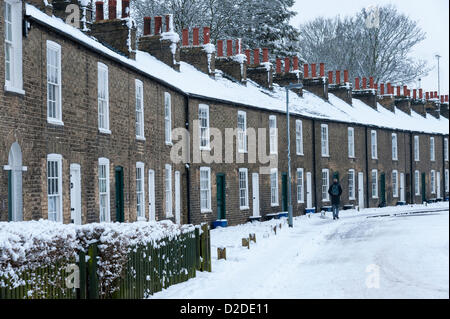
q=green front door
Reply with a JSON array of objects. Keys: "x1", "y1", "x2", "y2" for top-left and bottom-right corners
[
  {"x1": 421, "y1": 172, "x2": 427, "y2": 203},
  {"x1": 115, "y1": 166, "x2": 124, "y2": 222},
  {"x1": 282, "y1": 173, "x2": 288, "y2": 211},
  {"x1": 216, "y1": 174, "x2": 226, "y2": 220},
  {"x1": 380, "y1": 173, "x2": 386, "y2": 206}
]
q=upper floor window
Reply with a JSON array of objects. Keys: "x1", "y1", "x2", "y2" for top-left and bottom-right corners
[
  {"x1": 98, "y1": 63, "x2": 110, "y2": 133},
  {"x1": 430, "y1": 137, "x2": 435, "y2": 161},
  {"x1": 321, "y1": 124, "x2": 329, "y2": 157},
  {"x1": 237, "y1": 111, "x2": 247, "y2": 153},
  {"x1": 348, "y1": 127, "x2": 355, "y2": 158},
  {"x1": 164, "y1": 92, "x2": 172, "y2": 144},
  {"x1": 47, "y1": 41, "x2": 62, "y2": 125},
  {"x1": 47, "y1": 154, "x2": 63, "y2": 222},
  {"x1": 392, "y1": 133, "x2": 398, "y2": 160},
  {"x1": 371, "y1": 130, "x2": 378, "y2": 159},
  {"x1": 296, "y1": 120, "x2": 304, "y2": 155},
  {"x1": 4, "y1": 0, "x2": 23, "y2": 94},
  {"x1": 238, "y1": 168, "x2": 249, "y2": 209},
  {"x1": 269, "y1": 116, "x2": 278, "y2": 155},
  {"x1": 444, "y1": 138, "x2": 449, "y2": 162},
  {"x1": 98, "y1": 157, "x2": 111, "y2": 222},
  {"x1": 135, "y1": 80, "x2": 145, "y2": 140},
  {"x1": 414, "y1": 136, "x2": 420, "y2": 161},
  {"x1": 199, "y1": 104, "x2": 210, "y2": 150}
]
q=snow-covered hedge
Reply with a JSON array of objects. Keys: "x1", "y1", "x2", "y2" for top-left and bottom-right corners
[{"x1": 0, "y1": 219, "x2": 195, "y2": 297}]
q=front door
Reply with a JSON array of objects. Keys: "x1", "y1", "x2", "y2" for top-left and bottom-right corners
[
  {"x1": 358, "y1": 172, "x2": 365, "y2": 209},
  {"x1": 216, "y1": 174, "x2": 226, "y2": 220},
  {"x1": 175, "y1": 171, "x2": 181, "y2": 224},
  {"x1": 282, "y1": 173, "x2": 288, "y2": 212},
  {"x1": 306, "y1": 172, "x2": 313, "y2": 209},
  {"x1": 400, "y1": 173, "x2": 405, "y2": 202},
  {"x1": 252, "y1": 173, "x2": 260, "y2": 217},
  {"x1": 114, "y1": 166, "x2": 124, "y2": 222},
  {"x1": 148, "y1": 170, "x2": 156, "y2": 221},
  {"x1": 436, "y1": 171, "x2": 441, "y2": 199},
  {"x1": 421, "y1": 173, "x2": 427, "y2": 203},
  {"x1": 70, "y1": 164, "x2": 82, "y2": 225},
  {"x1": 380, "y1": 173, "x2": 386, "y2": 206}
]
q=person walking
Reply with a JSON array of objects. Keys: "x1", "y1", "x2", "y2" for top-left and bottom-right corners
[{"x1": 328, "y1": 177, "x2": 343, "y2": 220}]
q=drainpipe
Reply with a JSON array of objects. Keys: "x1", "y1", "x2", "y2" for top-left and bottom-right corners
[
  {"x1": 312, "y1": 119, "x2": 318, "y2": 211},
  {"x1": 365, "y1": 126, "x2": 370, "y2": 208},
  {"x1": 184, "y1": 94, "x2": 192, "y2": 224}
]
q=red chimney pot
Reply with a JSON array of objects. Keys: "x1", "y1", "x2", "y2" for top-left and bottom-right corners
[
  {"x1": 263, "y1": 49, "x2": 269, "y2": 63},
  {"x1": 344, "y1": 70, "x2": 349, "y2": 83},
  {"x1": 108, "y1": 0, "x2": 116, "y2": 20},
  {"x1": 122, "y1": 0, "x2": 129, "y2": 18},
  {"x1": 293, "y1": 56, "x2": 299, "y2": 71},
  {"x1": 355, "y1": 78, "x2": 360, "y2": 90},
  {"x1": 181, "y1": 28, "x2": 189, "y2": 46},
  {"x1": 380, "y1": 83, "x2": 385, "y2": 95},
  {"x1": 95, "y1": 1, "x2": 104, "y2": 21},
  {"x1": 203, "y1": 27, "x2": 210, "y2": 45},
  {"x1": 227, "y1": 40, "x2": 233, "y2": 56},
  {"x1": 336, "y1": 71, "x2": 341, "y2": 85},
  {"x1": 328, "y1": 71, "x2": 333, "y2": 84},
  {"x1": 319, "y1": 63, "x2": 325, "y2": 77},
  {"x1": 285, "y1": 58, "x2": 290, "y2": 73},
  {"x1": 369, "y1": 77, "x2": 374, "y2": 89},
  {"x1": 276, "y1": 59, "x2": 282, "y2": 74},
  {"x1": 362, "y1": 77, "x2": 367, "y2": 89},
  {"x1": 253, "y1": 49, "x2": 260, "y2": 65},
  {"x1": 143, "y1": 17, "x2": 151, "y2": 36},
  {"x1": 304, "y1": 64, "x2": 309, "y2": 78},
  {"x1": 311, "y1": 64, "x2": 317, "y2": 78},
  {"x1": 217, "y1": 40, "x2": 224, "y2": 57},
  {"x1": 193, "y1": 28, "x2": 200, "y2": 46},
  {"x1": 245, "y1": 50, "x2": 251, "y2": 65},
  {"x1": 419, "y1": 89, "x2": 423, "y2": 99},
  {"x1": 154, "y1": 16, "x2": 162, "y2": 35}
]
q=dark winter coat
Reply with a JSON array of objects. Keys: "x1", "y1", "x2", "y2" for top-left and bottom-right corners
[{"x1": 328, "y1": 182, "x2": 343, "y2": 205}]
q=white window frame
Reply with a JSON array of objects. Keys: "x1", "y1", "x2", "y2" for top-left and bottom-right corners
[
  {"x1": 296, "y1": 120, "x2": 304, "y2": 156},
  {"x1": 430, "y1": 170, "x2": 436, "y2": 194},
  {"x1": 371, "y1": 169, "x2": 378, "y2": 199},
  {"x1": 269, "y1": 115, "x2": 278, "y2": 155},
  {"x1": 322, "y1": 169, "x2": 330, "y2": 202},
  {"x1": 165, "y1": 164, "x2": 173, "y2": 217},
  {"x1": 135, "y1": 79, "x2": 145, "y2": 140},
  {"x1": 414, "y1": 136, "x2": 420, "y2": 161},
  {"x1": 200, "y1": 167, "x2": 212, "y2": 213},
  {"x1": 444, "y1": 138, "x2": 449, "y2": 162},
  {"x1": 348, "y1": 169, "x2": 355, "y2": 200},
  {"x1": 238, "y1": 168, "x2": 249, "y2": 210},
  {"x1": 430, "y1": 137, "x2": 435, "y2": 162},
  {"x1": 4, "y1": 0, "x2": 24, "y2": 94},
  {"x1": 348, "y1": 127, "x2": 355, "y2": 158},
  {"x1": 392, "y1": 170, "x2": 399, "y2": 198},
  {"x1": 371, "y1": 130, "x2": 378, "y2": 159},
  {"x1": 297, "y1": 168, "x2": 304, "y2": 203},
  {"x1": 199, "y1": 104, "x2": 210, "y2": 150},
  {"x1": 98, "y1": 62, "x2": 110, "y2": 134},
  {"x1": 392, "y1": 133, "x2": 398, "y2": 161},
  {"x1": 321, "y1": 124, "x2": 329, "y2": 157},
  {"x1": 445, "y1": 169, "x2": 449, "y2": 193},
  {"x1": 98, "y1": 157, "x2": 111, "y2": 222},
  {"x1": 47, "y1": 154, "x2": 63, "y2": 223},
  {"x1": 136, "y1": 162, "x2": 146, "y2": 221},
  {"x1": 237, "y1": 111, "x2": 247, "y2": 153},
  {"x1": 165, "y1": 92, "x2": 172, "y2": 145},
  {"x1": 46, "y1": 41, "x2": 63, "y2": 126},
  {"x1": 270, "y1": 168, "x2": 279, "y2": 206},
  {"x1": 414, "y1": 170, "x2": 420, "y2": 196}
]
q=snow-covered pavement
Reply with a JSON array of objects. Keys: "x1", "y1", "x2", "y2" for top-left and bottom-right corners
[{"x1": 150, "y1": 203, "x2": 449, "y2": 299}]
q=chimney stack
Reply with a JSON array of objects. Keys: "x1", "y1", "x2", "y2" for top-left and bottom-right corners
[
  {"x1": 247, "y1": 48, "x2": 273, "y2": 89},
  {"x1": 180, "y1": 27, "x2": 216, "y2": 75}
]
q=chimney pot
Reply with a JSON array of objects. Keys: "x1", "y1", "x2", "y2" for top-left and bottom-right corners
[
  {"x1": 355, "y1": 78, "x2": 360, "y2": 90},
  {"x1": 276, "y1": 58, "x2": 282, "y2": 74},
  {"x1": 344, "y1": 70, "x2": 349, "y2": 83},
  {"x1": 122, "y1": 0, "x2": 130, "y2": 18},
  {"x1": 413, "y1": 89, "x2": 417, "y2": 99},
  {"x1": 441, "y1": 95, "x2": 445, "y2": 103},
  {"x1": 396, "y1": 86, "x2": 401, "y2": 97},
  {"x1": 108, "y1": 0, "x2": 117, "y2": 20},
  {"x1": 434, "y1": 91, "x2": 438, "y2": 99},
  {"x1": 193, "y1": 28, "x2": 200, "y2": 46},
  {"x1": 336, "y1": 71, "x2": 341, "y2": 85},
  {"x1": 426, "y1": 92, "x2": 429, "y2": 100},
  {"x1": 293, "y1": 56, "x2": 299, "y2": 71},
  {"x1": 263, "y1": 49, "x2": 269, "y2": 63},
  {"x1": 165, "y1": 15, "x2": 170, "y2": 32},
  {"x1": 245, "y1": 50, "x2": 251, "y2": 65},
  {"x1": 217, "y1": 40, "x2": 224, "y2": 57},
  {"x1": 181, "y1": 28, "x2": 189, "y2": 46},
  {"x1": 143, "y1": 17, "x2": 151, "y2": 36},
  {"x1": 154, "y1": 16, "x2": 162, "y2": 35},
  {"x1": 253, "y1": 49, "x2": 260, "y2": 65},
  {"x1": 319, "y1": 63, "x2": 325, "y2": 77},
  {"x1": 387, "y1": 83, "x2": 391, "y2": 94},
  {"x1": 328, "y1": 71, "x2": 333, "y2": 84},
  {"x1": 419, "y1": 88, "x2": 423, "y2": 99},
  {"x1": 203, "y1": 27, "x2": 210, "y2": 45},
  {"x1": 284, "y1": 58, "x2": 290, "y2": 73},
  {"x1": 311, "y1": 64, "x2": 317, "y2": 78},
  {"x1": 227, "y1": 40, "x2": 233, "y2": 56},
  {"x1": 380, "y1": 83, "x2": 385, "y2": 95},
  {"x1": 304, "y1": 64, "x2": 309, "y2": 78},
  {"x1": 403, "y1": 85, "x2": 408, "y2": 96},
  {"x1": 95, "y1": 1, "x2": 104, "y2": 21},
  {"x1": 369, "y1": 77, "x2": 374, "y2": 89},
  {"x1": 362, "y1": 77, "x2": 367, "y2": 89},
  {"x1": 446, "y1": 95, "x2": 449, "y2": 102},
  {"x1": 236, "y1": 39, "x2": 242, "y2": 55}
]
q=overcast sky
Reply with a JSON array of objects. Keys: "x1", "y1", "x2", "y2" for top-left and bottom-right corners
[{"x1": 291, "y1": 0, "x2": 449, "y2": 96}]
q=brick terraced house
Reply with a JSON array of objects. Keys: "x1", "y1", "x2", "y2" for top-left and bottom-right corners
[{"x1": 0, "y1": 0, "x2": 448, "y2": 226}]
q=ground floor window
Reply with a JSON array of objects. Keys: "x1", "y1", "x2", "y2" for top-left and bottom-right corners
[
  {"x1": 270, "y1": 169, "x2": 278, "y2": 206},
  {"x1": 239, "y1": 168, "x2": 249, "y2": 209},
  {"x1": 297, "y1": 168, "x2": 304, "y2": 203},
  {"x1": 322, "y1": 169, "x2": 329, "y2": 202},
  {"x1": 98, "y1": 158, "x2": 110, "y2": 222},
  {"x1": 165, "y1": 164, "x2": 173, "y2": 217},
  {"x1": 348, "y1": 169, "x2": 355, "y2": 200},
  {"x1": 445, "y1": 169, "x2": 449, "y2": 193},
  {"x1": 392, "y1": 170, "x2": 399, "y2": 198},
  {"x1": 371, "y1": 170, "x2": 378, "y2": 199},
  {"x1": 430, "y1": 170, "x2": 436, "y2": 194},
  {"x1": 136, "y1": 162, "x2": 145, "y2": 220},
  {"x1": 200, "y1": 167, "x2": 211, "y2": 212},
  {"x1": 47, "y1": 154, "x2": 63, "y2": 222},
  {"x1": 415, "y1": 170, "x2": 420, "y2": 196}
]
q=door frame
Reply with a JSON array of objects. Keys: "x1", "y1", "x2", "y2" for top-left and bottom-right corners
[
  {"x1": 306, "y1": 172, "x2": 313, "y2": 209},
  {"x1": 70, "y1": 163, "x2": 82, "y2": 225},
  {"x1": 436, "y1": 171, "x2": 441, "y2": 199},
  {"x1": 400, "y1": 172, "x2": 405, "y2": 202},
  {"x1": 216, "y1": 173, "x2": 226, "y2": 220},
  {"x1": 358, "y1": 172, "x2": 365, "y2": 209},
  {"x1": 114, "y1": 166, "x2": 125, "y2": 223},
  {"x1": 252, "y1": 173, "x2": 260, "y2": 217}
]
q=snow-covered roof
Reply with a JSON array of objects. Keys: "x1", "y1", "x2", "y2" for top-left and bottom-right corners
[{"x1": 26, "y1": 4, "x2": 449, "y2": 135}]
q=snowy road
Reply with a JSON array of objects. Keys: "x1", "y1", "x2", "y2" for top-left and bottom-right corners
[{"x1": 150, "y1": 204, "x2": 449, "y2": 299}]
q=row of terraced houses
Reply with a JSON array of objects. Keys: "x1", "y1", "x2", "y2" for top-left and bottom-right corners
[{"x1": 0, "y1": 0, "x2": 449, "y2": 227}]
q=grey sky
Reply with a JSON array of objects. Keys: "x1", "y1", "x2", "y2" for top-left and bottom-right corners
[{"x1": 292, "y1": 0, "x2": 449, "y2": 96}]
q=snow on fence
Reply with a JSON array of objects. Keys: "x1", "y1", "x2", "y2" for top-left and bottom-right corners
[{"x1": 0, "y1": 220, "x2": 211, "y2": 299}]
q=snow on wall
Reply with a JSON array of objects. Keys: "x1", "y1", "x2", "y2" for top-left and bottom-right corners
[{"x1": 25, "y1": 4, "x2": 449, "y2": 135}]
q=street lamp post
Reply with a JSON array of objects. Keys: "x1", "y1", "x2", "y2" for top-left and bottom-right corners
[{"x1": 285, "y1": 83, "x2": 303, "y2": 228}]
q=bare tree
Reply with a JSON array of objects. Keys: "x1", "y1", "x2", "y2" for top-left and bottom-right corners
[{"x1": 299, "y1": 5, "x2": 430, "y2": 85}]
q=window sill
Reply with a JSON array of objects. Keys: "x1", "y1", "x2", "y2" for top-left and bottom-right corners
[
  {"x1": 4, "y1": 85, "x2": 25, "y2": 95},
  {"x1": 240, "y1": 206, "x2": 250, "y2": 211},
  {"x1": 349, "y1": 197, "x2": 356, "y2": 201},
  {"x1": 47, "y1": 118, "x2": 64, "y2": 126},
  {"x1": 99, "y1": 128, "x2": 111, "y2": 135},
  {"x1": 200, "y1": 147, "x2": 212, "y2": 152},
  {"x1": 297, "y1": 201, "x2": 305, "y2": 204},
  {"x1": 165, "y1": 142, "x2": 173, "y2": 146},
  {"x1": 322, "y1": 200, "x2": 330, "y2": 203},
  {"x1": 297, "y1": 153, "x2": 304, "y2": 156},
  {"x1": 372, "y1": 196, "x2": 379, "y2": 199},
  {"x1": 136, "y1": 136, "x2": 146, "y2": 141},
  {"x1": 322, "y1": 155, "x2": 330, "y2": 158},
  {"x1": 271, "y1": 203, "x2": 279, "y2": 207},
  {"x1": 137, "y1": 217, "x2": 147, "y2": 222},
  {"x1": 201, "y1": 209, "x2": 212, "y2": 214}
]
